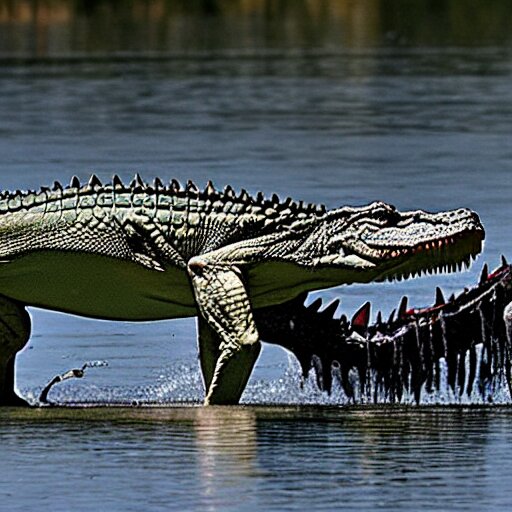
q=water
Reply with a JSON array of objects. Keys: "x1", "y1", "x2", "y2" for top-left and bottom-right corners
[
  {"x1": 3, "y1": 406, "x2": 512, "y2": 512},
  {"x1": 1, "y1": 0, "x2": 512, "y2": 510}
]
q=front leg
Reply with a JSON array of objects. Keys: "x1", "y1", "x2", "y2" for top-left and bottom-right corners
[
  {"x1": 0, "y1": 295, "x2": 31, "y2": 406},
  {"x1": 188, "y1": 257, "x2": 261, "y2": 405}
]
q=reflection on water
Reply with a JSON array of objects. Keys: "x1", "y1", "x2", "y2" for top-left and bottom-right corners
[
  {"x1": 193, "y1": 407, "x2": 259, "y2": 504},
  {"x1": 2, "y1": 406, "x2": 512, "y2": 511}
]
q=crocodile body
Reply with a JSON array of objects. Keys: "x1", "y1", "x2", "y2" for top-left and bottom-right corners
[
  {"x1": 257, "y1": 258, "x2": 512, "y2": 403},
  {"x1": 0, "y1": 175, "x2": 484, "y2": 405}
]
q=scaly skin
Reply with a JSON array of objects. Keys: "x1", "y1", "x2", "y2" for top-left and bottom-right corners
[{"x1": 0, "y1": 175, "x2": 484, "y2": 405}]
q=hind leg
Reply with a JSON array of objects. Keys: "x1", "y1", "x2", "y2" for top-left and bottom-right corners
[{"x1": 0, "y1": 295, "x2": 31, "y2": 406}]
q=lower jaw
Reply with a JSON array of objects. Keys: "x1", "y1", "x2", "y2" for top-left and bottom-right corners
[{"x1": 376, "y1": 252, "x2": 479, "y2": 283}]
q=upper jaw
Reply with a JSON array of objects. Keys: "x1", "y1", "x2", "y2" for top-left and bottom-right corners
[
  {"x1": 312, "y1": 208, "x2": 485, "y2": 278},
  {"x1": 369, "y1": 223, "x2": 485, "y2": 282},
  {"x1": 359, "y1": 208, "x2": 484, "y2": 257}
]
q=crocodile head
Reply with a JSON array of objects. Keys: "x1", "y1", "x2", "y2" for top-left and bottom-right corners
[{"x1": 290, "y1": 201, "x2": 485, "y2": 283}]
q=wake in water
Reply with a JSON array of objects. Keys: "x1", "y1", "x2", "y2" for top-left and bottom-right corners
[{"x1": 23, "y1": 346, "x2": 512, "y2": 407}]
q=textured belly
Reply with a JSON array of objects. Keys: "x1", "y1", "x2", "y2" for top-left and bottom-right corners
[{"x1": 0, "y1": 251, "x2": 197, "y2": 321}]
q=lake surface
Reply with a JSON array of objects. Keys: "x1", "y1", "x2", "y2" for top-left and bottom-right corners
[
  {"x1": 3, "y1": 405, "x2": 512, "y2": 512},
  {"x1": 1, "y1": 0, "x2": 512, "y2": 510}
]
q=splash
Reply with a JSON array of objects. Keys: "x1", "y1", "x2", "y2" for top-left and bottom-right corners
[{"x1": 242, "y1": 348, "x2": 512, "y2": 406}]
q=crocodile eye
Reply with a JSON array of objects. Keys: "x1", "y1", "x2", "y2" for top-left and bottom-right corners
[{"x1": 375, "y1": 208, "x2": 400, "y2": 226}]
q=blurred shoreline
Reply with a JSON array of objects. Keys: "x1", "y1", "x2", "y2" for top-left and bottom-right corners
[{"x1": 1, "y1": 0, "x2": 512, "y2": 59}]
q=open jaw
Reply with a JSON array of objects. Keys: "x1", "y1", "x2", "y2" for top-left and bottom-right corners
[
  {"x1": 360, "y1": 210, "x2": 486, "y2": 282},
  {"x1": 375, "y1": 228, "x2": 485, "y2": 282}
]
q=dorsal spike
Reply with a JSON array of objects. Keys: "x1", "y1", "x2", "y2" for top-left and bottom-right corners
[
  {"x1": 224, "y1": 185, "x2": 236, "y2": 199},
  {"x1": 130, "y1": 173, "x2": 145, "y2": 188},
  {"x1": 376, "y1": 311, "x2": 383, "y2": 325},
  {"x1": 69, "y1": 176, "x2": 80, "y2": 189},
  {"x1": 307, "y1": 297, "x2": 323, "y2": 312},
  {"x1": 256, "y1": 191, "x2": 265, "y2": 203},
  {"x1": 238, "y1": 188, "x2": 250, "y2": 203},
  {"x1": 88, "y1": 174, "x2": 102, "y2": 188},
  {"x1": 204, "y1": 180, "x2": 216, "y2": 197},
  {"x1": 351, "y1": 301, "x2": 371, "y2": 331},
  {"x1": 387, "y1": 308, "x2": 396, "y2": 324},
  {"x1": 398, "y1": 296, "x2": 408, "y2": 318},
  {"x1": 502, "y1": 254, "x2": 509, "y2": 267},
  {"x1": 288, "y1": 200, "x2": 298, "y2": 212},
  {"x1": 52, "y1": 181, "x2": 63, "y2": 191},
  {"x1": 112, "y1": 174, "x2": 123, "y2": 188},
  {"x1": 435, "y1": 287, "x2": 445, "y2": 307},
  {"x1": 315, "y1": 204, "x2": 326, "y2": 215},
  {"x1": 339, "y1": 314, "x2": 349, "y2": 329},
  {"x1": 271, "y1": 193, "x2": 279, "y2": 205},
  {"x1": 449, "y1": 293, "x2": 456, "y2": 302},
  {"x1": 186, "y1": 180, "x2": 199, "y2": 195},
  {"x1": 479, "y1": 263, "x2": 489, "y2": 285},
  {"x1": 321, "y1": 299, "x2": 340, "y2": 319},
  {"x1": 153, "y1": 177, "x2": 164, "y2": 189},
  {"x1": 170, "y1": 179, "x2": 181, "y2": 193}
]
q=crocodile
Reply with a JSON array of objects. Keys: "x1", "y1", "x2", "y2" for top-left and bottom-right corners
[
  {"x1": 0, "y1": 175, "x2": 484, "y2": 406},
  {"x1": 256, "y1": 258, "x2": 512, "y2": 404}
]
